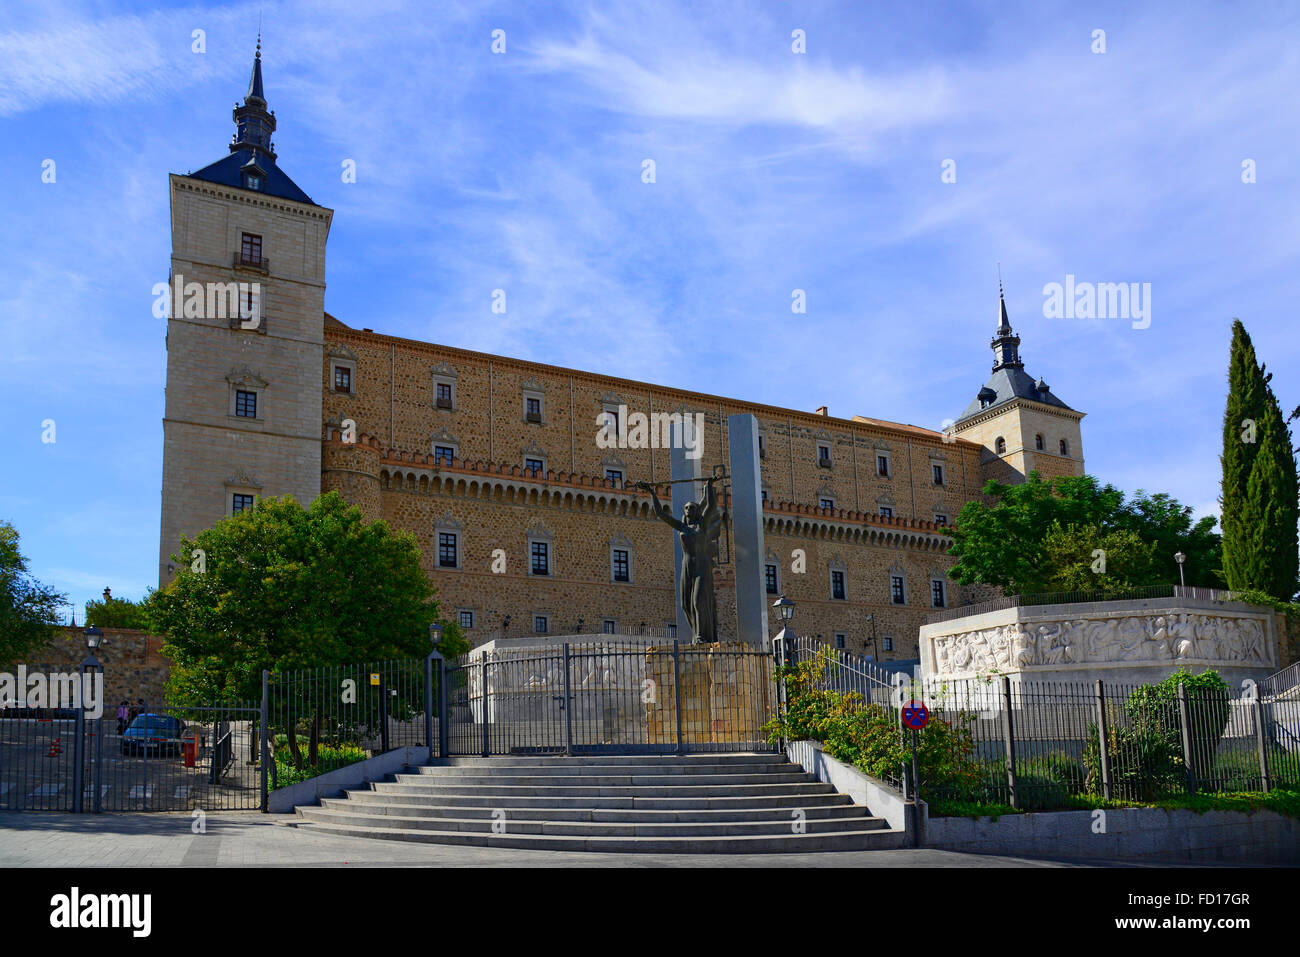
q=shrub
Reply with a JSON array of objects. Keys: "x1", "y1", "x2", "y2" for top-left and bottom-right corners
[
  {"x1": 765, "y1": 654, "x2": 981, "y2": 797},
  {"x1": 272, "y1": 742, "x2": 367, "y2": 788}
]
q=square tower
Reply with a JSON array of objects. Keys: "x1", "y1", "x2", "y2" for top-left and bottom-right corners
[
  {"x1": 158, "y1": 43, "x2": 332, "y2": 584},
  {"x1": 951, "y1": 285, "x2": 1085, "y2": 484}
]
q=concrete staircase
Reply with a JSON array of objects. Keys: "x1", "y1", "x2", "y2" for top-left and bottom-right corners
[{"x1": 291, "y1": 753, "x2": 907, "y2": 853}]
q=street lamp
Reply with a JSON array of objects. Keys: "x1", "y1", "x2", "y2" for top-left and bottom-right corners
[
  {"x1": 864, "y1": 613, "x2": 879, "y2": 661},
  {"x1": 428, "y1": 622, "x2": 443, "y2": 649},
  {"x1": 79, "y1": 625, "x2": 105, "y2": 814},
  {"x1": 1174, "y1": 551, "x2": 1187, "y2": 590},
  {"x1": 773, "y1": 595, "x2": 795, "y2": 623}
]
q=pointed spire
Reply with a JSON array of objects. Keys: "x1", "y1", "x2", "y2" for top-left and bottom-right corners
[
  {"x1": 990, "y1": 266, "x2": 1023, "y2": 372},
  {"x1": 247, "y1": 28, "x2": 265, "y2": 103},
  {"x1": 230, "y1": 26, "x2": 277, "y2": 165}
]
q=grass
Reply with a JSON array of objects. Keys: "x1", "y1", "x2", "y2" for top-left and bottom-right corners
[{"x1": 928, "y1": 788, "x2": 1300, "y2": 820}]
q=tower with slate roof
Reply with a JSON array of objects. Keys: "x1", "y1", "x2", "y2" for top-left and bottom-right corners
[
  {"x1": 158, "y1": 36, "x2": 333, "y2": 585},
  {"x1": 950, "y1": 282, "x2": 1085, "y2": 484}
]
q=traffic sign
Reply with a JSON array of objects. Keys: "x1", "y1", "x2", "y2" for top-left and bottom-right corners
[
  {"x1": 369, "y1": 673, "x2": 380, "y2": 686},
  {"x1": 902, "y1": 700, "x2": 929, "y2": 730}
]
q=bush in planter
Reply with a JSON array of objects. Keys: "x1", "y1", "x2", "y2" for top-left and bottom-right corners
[
  {"x1": 765, "y1": 655, "x2": 981, "y2": 797},
  {"x1": 272, "y1": 742, "x2": 367, "y2": 788}
]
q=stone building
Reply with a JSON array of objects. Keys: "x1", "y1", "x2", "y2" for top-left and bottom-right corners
[{"x1": 157, "y1": 48, "x2": 1085, "y2": 660}]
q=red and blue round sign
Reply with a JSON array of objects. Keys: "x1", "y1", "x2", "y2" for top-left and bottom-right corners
[{"x1": 902, "y1": 700, "x2": 929, "y2": 730}]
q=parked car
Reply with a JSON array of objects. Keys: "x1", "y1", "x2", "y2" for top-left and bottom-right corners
[{"x1": 120, "y1": 713, "x2": 186, "y2": 756}]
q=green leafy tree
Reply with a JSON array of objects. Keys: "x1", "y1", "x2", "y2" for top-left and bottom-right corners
[
  {"x1": 1220, "y1": 319, "x2": 1300, "y2": 601},
  {"x1": 1039, "y1": 523, "x2": 1159, "y2": 593},
  {"x1": 84, "y1": 594, "x2": 151, "y2": 630},
  {"x1": 146, "y1": 491, "x2": 468, "y2": 703},
  {"x1": 0, "y1": 520, "x2": 66, "y2": 668},
  {"x1": 947, "y1": 474, "x2": 1218, "y2": 594}
]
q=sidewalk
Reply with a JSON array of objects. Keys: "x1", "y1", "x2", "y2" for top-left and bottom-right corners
[{"x1": 0, "y1": 811, "x2": 1156, "y2": 867}]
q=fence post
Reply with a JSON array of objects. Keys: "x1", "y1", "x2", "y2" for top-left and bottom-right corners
[
  {"x1": 424, "y1": 653, "x2": 435, "y2": 761},
  {"x1": 72, "y1": 685, "x2": 85, "y2": 814},
  {"x1": 1177, "y1": 682, "x2": 1196, "y2": 795},
  {"x1": 672, "y1": 640, "x2": 684, "y2": 756},
  {"x1": 1254, "y1": 696, "x2": 1271, "y2": 794},
  {"x1": 93, "y1": 705, "x2": 103, "y2": 813},
  {"x1": 1095, "y1": 679, "x2": 1113, "y2": 801},
  {"x1": 438, "y1": 656, "x2": 449, "y2": 759},
  {"x1": 480, "y1": 656, "x2": 490, "y2": 758},
  {"x1": 1002, "y1": 675, "x2": 1018, "y2": 810},
  {"x1": 562, "y1": 643, "x2": 574, "y2": 756},
  {"x1": 259, "y1": 670, "x2": 269, "y2": 813}
]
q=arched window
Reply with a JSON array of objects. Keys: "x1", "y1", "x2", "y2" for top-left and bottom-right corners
[
  {"x1": 1059, "y1": 438, "x2": 1070, "y2": 456},
  {"x1": 995, "y1": 436, "x2": 1006, "y2": 455},
  {"x1": 1035, "y1": 433, "x2": 1044, "y2": 451}
]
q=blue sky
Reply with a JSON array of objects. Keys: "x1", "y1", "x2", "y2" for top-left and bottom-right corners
[{"x1": 3, "y1": 0, "x2": 1298, "y2": 613}]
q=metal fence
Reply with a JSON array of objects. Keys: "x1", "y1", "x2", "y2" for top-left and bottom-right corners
[
  {"x1": 445, "y1": 640, "x2": 775, "y2": 755},
  {"x1": 926, "y1": 584, "x2": 1244, "y2": 625},
  {"x1": 0, "y1": 679, "x2": 261, "y2": 812},
  {"x1": 264, "y1": 658, "x2": 433, "y2": 789}
]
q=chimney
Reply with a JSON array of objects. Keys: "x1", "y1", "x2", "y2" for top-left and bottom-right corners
[{"x1": 815, "y1": 406, "x2": 828, "y2": 416}]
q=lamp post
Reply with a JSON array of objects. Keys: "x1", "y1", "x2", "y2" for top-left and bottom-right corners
[
  {"x1": 864, "y1": 613, "x2": 879, "y2": 661},
  {"x1": 426, "y1": 623, "x2": 446, "y2": 759},
  {"x1": 1174, "y1": 551, "x2": 1187, "y2": 590},
  {"x1": 77, "y1": 625, "x2": 105, "y2": 813}
]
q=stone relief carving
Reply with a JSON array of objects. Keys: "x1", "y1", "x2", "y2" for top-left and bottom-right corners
[{"x1": 931, "y1": 613, "x2": 1270, "y2": 676}]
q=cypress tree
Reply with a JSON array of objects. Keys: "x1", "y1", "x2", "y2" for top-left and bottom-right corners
[{"x1": 1220, "y1": 320, "x2": 1300, "y2": 599}]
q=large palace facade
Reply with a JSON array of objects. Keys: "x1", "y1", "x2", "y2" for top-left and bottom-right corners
[{"x1": 158, "y1": 49, "x2": 1085, "y2": 659}]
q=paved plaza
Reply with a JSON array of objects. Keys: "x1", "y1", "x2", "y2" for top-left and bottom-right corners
[{"x1": 0, "y1": 811, "x2": 1185, "y2": 867}]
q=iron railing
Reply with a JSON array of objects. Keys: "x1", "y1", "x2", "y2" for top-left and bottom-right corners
[
  {"x1": 927, "y1": 584, "x2": 1246, "y2": 625},
  {"x1": 445, "y1": 640, "x2": 774, "y2": 756}
]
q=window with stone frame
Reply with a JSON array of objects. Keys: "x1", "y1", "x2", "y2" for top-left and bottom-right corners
[
  {"x1": 765, "y1": 563, "x2": 779, "y2": 595},
  {"x1": 240, "y1": 232, "x2": 262, "y2": 265},
  {"x1": 931, "y1": 579, "x2": 946, "y2": 608},
  {"x1": 458, "y1": 609, "x2": 475, "y2": 630},
  {"x1": 232, "y1": 493, "x2": 255, "y2": 514},
  {"x1": 333, "y1": 366, "x2": 352, "y2": 393},
  {"x1": 611, "y1": 548, "x2": 630, "y2": 583},
  {"x1": 235, "y1": 390, "x2": 257, "y2": 418},
  {"x1": 890, "y1": 573, "x2": 906, "y2": 605},
  {"x1": 438, "y1": 532, "x2": 458, "y2": 568}
]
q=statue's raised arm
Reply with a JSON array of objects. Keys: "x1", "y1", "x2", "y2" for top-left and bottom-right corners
[{"x1": 647, "y1": 483, "x2": 689, "y2": 533}]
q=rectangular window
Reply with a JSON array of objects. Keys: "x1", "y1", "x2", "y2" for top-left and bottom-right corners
[
  {"x1": 931, "y1": 580, "x2": 946, "y2": 608},
  {"x1": 891, "y1": 575, "x2": 905, "y2": 605},
  {"x1": 525, "y1": 457, "x2": 544, "y2": 475},
  {"x1": 531, "y1": 540, "x2": 550, "y2": 576},
  {"x1": 458, "y1": 610, "x2": 474, "y2": 630},
  {"x1": 877, "y1": 455, "x2": 889, "y2": 477},
  {"x1": 232, "y1": 493, "x2": 255, "y2": 514},
  {"x1": 820, "y1": 498, "x2": 834, "y2": 510},
  {"x1": 534, "y1": 616, "x2": 548, "y2": 634},
  {"x1": 240, "y1": 232, "x2": 262, "y2": 265},
  {"x1": 758, "y1": 435, "x2": 766, "y2": 458},
  {"x1": 831, "y1": 570, "x2": 846, "y2": 601},
  {"x1": 234, "y1": 390, "x2": 257, "y2": 418},
  {"x1": 764, "y1": 564, "x2": 778, "y2": 595},
  {"x1": 883, "y1": 635, "x2": 894, "y2": 652},
  {"x1": 934, "y1": 513, "x2": 949, "y2": 527},
  {"x1": 334, "y1": 367, "x2": 352, "y2": 393},
  {"x1": 835, "y1": 634, "x2": 846, "y2": 649},
  {"x1": 612, "y1": 549, "x2": 630, "y2": 582},
  {"x1": 438, "y1": 532, "x2": 458, "y2": 568},
  {"x1": 932, "y1": 464, "x2": 945, "y2": 486},
  {"x1": 434, "y1": 446, "x2": 455, "y2": 465},
  {"x1": 818, "y1": 444, "x2": 831, "y2": 464},
  {"x1": 879, "y1": 506, "x2": 893, "y2": 518},
  {"x1": 436, "y1": 382, "x2": 453, "y2": 408},
  {"x1": 526, "y1": 397, "x2": 542, "y2": 420},
  {"x1": 606, "y1": 469, "x2": 623, "y2": 486},
  {"x1": 602, "y1": 620, "x2": 616, "y2": 635}
]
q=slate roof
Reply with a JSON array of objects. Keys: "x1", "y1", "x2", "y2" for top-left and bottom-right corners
[
  {"x1": 187, "y1": 149, "x2": 315, "y2": 205},
  {"x1": 955, "y1": 365, "x2": 1074, "y2": 423}
]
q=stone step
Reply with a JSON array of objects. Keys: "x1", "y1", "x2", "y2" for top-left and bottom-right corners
[
  {"x1": 394, "y1": 771, "x2": 815, "y2": 787},
  {"x1": 370, "y1": 781, "x2": 836, "y2": 799},
  {"x1": 337, "y1": 788, "x2": 854, "y2": 811},
  {"x1": 413, "y1": 761, "x2": 791, "y2": 778},
  {"x1": 292, "y1": 819, "x2": 908, "y2": 853},
  {"x1": 317, "y1": 797, "x2": 866, "y2": 824},
  {"x1": 296, "y1": 805, "x2": 884, "y2": 837},
  {"x1": 432, "y1": 753, "x2": 781, "y2": 767}
]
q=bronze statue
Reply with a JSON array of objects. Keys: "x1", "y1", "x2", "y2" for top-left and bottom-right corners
[{"x1": 641, "y1": 477, "x2": 727, "y2": 644}]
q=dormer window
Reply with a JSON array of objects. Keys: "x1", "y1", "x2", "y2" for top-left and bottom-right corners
[{"x1": 244, "y1": 173, "x2": 262, "y2": 191}]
